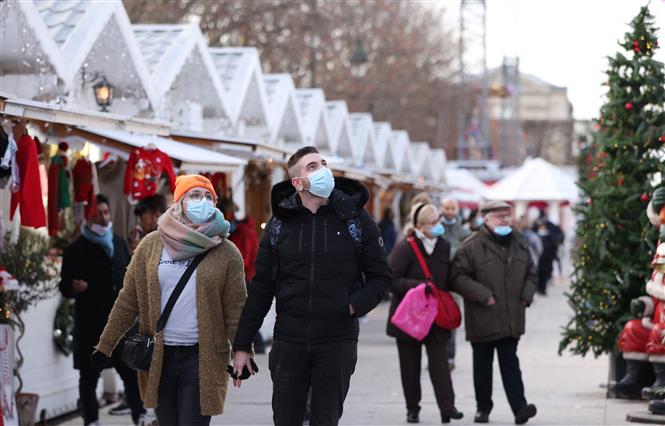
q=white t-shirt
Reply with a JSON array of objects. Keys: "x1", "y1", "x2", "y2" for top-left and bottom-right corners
[{"x1": 158, "y1": 248, "x2": 199, "y2": 346}]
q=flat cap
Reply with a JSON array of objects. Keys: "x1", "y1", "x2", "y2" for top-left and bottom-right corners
[{"x1": 480, "y1": 200, "x2": 512, "y2": 215}]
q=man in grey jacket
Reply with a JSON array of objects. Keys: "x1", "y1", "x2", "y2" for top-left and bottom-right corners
[{"x1": 451, "y1": 200, "x2": 537, "y2": 425}]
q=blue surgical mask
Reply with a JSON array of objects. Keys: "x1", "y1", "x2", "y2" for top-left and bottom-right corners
[
  {"x1": 186, "y1": 199, "x2": 215, "y2": 223},
  {"x1": 494, "y1": 226, "x2": 513, "y2": 236},
  {"x1": 429, "y1": 223, "x2": 445, "y2": 237},
  {"x1": 442, "y1": 216, "x2": 458, "y2": 226},
  {"x1": 475, "y1": 217, "x2": 484, "y2": 226},
  {"x1": 306, "y1": 167, "x2": 335, "y2": 199}
]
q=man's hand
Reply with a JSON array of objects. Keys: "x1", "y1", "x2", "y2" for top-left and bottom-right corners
[
  {"x1": 349, "y1": 304, "x2": 356, "y2": 316},
  {"x1": 232, "y1": 350, "x2": 255, "y2": 388},
  {"x1": 485, "y1": 296, "x2": 496, "y2": 306},
  {"x1": 72, "y1": 279, "x2": 88, "y2": 293}
]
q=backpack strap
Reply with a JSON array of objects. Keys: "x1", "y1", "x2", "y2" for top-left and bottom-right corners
[
  {"x1": 269, "y1": 217, "x2": 283, "y2": 282},
  {"x1": 346, "y1": 217, "x2": 365, "y2": 285}
]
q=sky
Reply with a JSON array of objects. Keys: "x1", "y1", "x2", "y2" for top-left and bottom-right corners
[{"x1": 441, "y1": 0, "x2": 665, "y2": 120}]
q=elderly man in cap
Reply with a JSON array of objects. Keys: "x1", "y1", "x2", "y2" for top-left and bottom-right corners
[{"x1": 451, "y1": 200, "x2": 538, "y2": 425}]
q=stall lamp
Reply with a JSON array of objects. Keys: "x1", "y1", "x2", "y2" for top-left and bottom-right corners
[
  {"x1": 93, "y1": 76, "x2": 113, "y2": 112},
  {"x1": 350, "y1": 39, "x2": 369, "y2": 78}
]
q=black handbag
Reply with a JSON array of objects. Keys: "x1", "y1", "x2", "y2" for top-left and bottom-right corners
[{"x1": 121, "y1": 251, "x2": 208, "y2": 371}]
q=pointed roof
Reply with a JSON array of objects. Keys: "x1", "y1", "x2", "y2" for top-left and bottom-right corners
[
  {"x1": 372, "y1": 122, "x2": 393, "y2": 169},
  {"x1": 409, "y1": 142, "x2": 431, "y2": 178},
  {"x1": 208, "y1": 47, "x2": 270, "y2": 133},
  {"x1": 349, "y1": 113, "x2": 375, "y2": 167},
  {"x1": 132, "y1": 24, "x2": 231, "y2": 121},
  {"x1": 34, "y1": 0, "x2": 158, "y2": 108},
  {"x1": 325, "y1": 101, "x2": 354, "y2": 158},
  {"x1": 294, "y1": 88, "x2": 332, "y2": 151},
  {"x1": 485, "y1": 157, "x2": 579, "y2": 202},
  {"x1": 263, "y1": 73, "x2": 305, "y2": 146},
  {"x1": 389, "y1": 130, "x2": 411, "y2": 173}
]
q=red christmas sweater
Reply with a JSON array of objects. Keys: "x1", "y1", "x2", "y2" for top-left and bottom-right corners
[
  {"x1": 123, "y1": 147, "x2": 176, "y2": 201},
  {"x1": 10, "y1": 135, "x2": 47, "y2": 228},
  {"x1": 72, "y1": 158, "x2": 97, "y2": 219}
]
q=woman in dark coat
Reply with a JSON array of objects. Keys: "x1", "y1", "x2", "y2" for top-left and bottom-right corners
[{"x1": 387, "y1": 203, "x2": 463, "y2": 424}]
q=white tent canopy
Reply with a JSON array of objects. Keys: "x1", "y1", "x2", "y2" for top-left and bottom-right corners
[
  {"x1": 484, "y1": 157, "x2": 578, "y2": 202},
  {"x1": 82, "y1": 127, "x2": 246, "y2": 173}
]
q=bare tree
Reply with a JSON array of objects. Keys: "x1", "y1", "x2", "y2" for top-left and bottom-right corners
[{"x1": 124, "y1": 0, "x2": 457, "y2": 149}]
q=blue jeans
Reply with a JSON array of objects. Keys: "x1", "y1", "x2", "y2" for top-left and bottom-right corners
[{"x1": 156, "y1": 344, "x2": 210, "y2": 426}]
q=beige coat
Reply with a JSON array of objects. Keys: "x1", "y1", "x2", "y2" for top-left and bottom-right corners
[{"x1": 96, "y1": 232, "x2": 246, "y2": 416}]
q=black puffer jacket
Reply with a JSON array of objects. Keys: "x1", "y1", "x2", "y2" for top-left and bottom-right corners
[{"x1": 233, "y1": 177, "x2": 392, "y2": 351}]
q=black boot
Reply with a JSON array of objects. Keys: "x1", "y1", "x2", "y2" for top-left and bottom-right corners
[
  {"x1": 649, "y1": 399, "x2": 665, "y2": 415},
  {"x1": 643, "y1": 363, "x2": 665, "y2": 399},
  {"x1": 610, "y1": 359, "x2": 644, "y2": 399}
]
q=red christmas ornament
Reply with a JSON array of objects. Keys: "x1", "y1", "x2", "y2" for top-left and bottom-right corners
[
  {"x1": 617, "y1": 176, "x2": 625, "y2": 186},
  {"x1": 587, "y1": 197, "x2": 593, "y2": 205},
  {"x1": 641, "y1": 193, "x2": 650, "y2": 202},
  {"x1": 625, "y1": 102, "x2": 634, "y2": 110},
  {"x1": 659, "y1": 135, "x2": 665, "y2": 143}
]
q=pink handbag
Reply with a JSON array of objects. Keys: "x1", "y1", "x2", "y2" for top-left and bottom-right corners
[{"x1": 390, "y1": 283, "x2": 438, "y2": 341}]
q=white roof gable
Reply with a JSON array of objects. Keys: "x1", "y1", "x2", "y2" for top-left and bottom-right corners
[
  {"x1": 372, "y1": 122, "x2": 392, "y2": 169},
  {"x1": 349, "y1": 113, "x2": 375, "y2": 167},
  {"x1": 263, "y1": 73, "x2": 305, "y2": 146},
  {"x1": 389, "y1": 130, "x2": 411, "y2": 173},
  {"x1": 208, "y1": 47, "x2": 270, "y2": 130},
  {"x1": 325, "y1": 101, "x2": 354, "y2": 158},
  {"x1": 132, "y1": 24, "x2": 231, "y2": 121},
  {"x1": 409, "y1": 142, "x2": 430, "y2": 178},
  {"x1": 33, "y1": 0, "x2": 158, "y2": 110},
  {"x1": 294, "y1": 89, "x2": 332, "y2": 151}
]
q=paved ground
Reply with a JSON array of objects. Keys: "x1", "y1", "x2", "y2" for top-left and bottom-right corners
[{"x1": 58, "y1": 276, "x2": 653, "y2": 425}]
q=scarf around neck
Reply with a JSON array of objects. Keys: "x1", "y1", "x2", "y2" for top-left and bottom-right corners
[
  {"x1": 415, "y1": 230, "x2": 438, "y2": 255},
  {"x1": 158, "y1": 202, "x2": 230, "y2": 261},
  {"x1": 81, "y1": 224, "x2": 114, "y2": 258}
]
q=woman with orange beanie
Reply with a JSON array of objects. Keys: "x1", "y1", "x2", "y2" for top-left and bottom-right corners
[{"x1": 92, "y1": 174, "x2": 250, "y2": 425}]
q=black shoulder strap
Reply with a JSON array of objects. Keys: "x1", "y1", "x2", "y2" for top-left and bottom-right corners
[
  {"x1": 155, "y1": 250, "x2": 208, "y2": 334},
  {"x1": 269, "y1": 217, "x2": 283, "y2": 282}
]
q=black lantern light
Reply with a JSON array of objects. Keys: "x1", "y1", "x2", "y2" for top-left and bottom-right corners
[
  {"x1": 93, "y1": 76, "x2": 113, "y2": 112},
  {"x1": 350, "y1": 39, "x2": 369, "y2": 78}
]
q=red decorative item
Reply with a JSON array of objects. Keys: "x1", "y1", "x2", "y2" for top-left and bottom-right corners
[
  {"x1": 642, "y1": 193, "x2": 651, "y2": 202},
  {"x1": 659, "y1": 135, "x2": 665, "y2": 143},
  {"x1": 617, "y1": 176, "x2": 625, "y2": 186},
  {"x1": 625, "y1": 102, "x2": 634, "y2": 110},
  {"x1": 123, "y1": 147, "x2": 176, "y2": 201},
  {"x1": 9, "y1": 135, "x2": 47, "y2": 228}
]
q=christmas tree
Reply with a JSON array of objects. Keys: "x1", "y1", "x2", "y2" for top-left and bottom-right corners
[{"x1": 560, "y1": 5, "x2": 665, "y2": 357}]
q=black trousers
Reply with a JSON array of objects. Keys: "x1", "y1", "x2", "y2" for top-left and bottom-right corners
[
  {"x1": 269, "y1": 339, "x2": 357, "y2": 426},
  {"x1": 156, "y1": 344, "x2": 210, "y2": 426},
  {"x1": 79, "y1": 359, "x2": 143, "y2": 425},
  {"x1": 396, "y1": 331, "x2": 454, "y2": 416},
  {"x1": 471, "y1": 337, "x2": 527, "y2": 415}
]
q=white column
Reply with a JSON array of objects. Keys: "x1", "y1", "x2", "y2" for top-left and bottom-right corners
[
  {"x1": 514, "y1": 200, "x2": 527, "y2": 219},
  {"x1": 232, "y1": 166, "x2": 247, "y2": 220},
  {"x1": 392, "y1": 189, "x2": 403, "y2": 230},
  {"x1": 547, "y1": 201, "x2": 559, "y2": 225}
]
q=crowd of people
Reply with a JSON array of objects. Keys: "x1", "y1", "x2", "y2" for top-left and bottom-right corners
[{"x1": 58, "y1": 145, "x2": 564, "y2": 426}]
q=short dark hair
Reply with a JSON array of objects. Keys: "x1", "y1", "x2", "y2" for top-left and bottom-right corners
[
  {"x1": 287, "y1": 146, "x2": 319, "y2": 178},
  {"x1": 134, "y1": 194, "x2": 167, "y2": 216},
  {"x1": 96, "y1": 194, "x2": 110, "y2": 206}
]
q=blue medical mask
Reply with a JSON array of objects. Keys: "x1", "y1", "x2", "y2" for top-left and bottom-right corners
[
  {"x1": 429, "y1": 223, "x2": 445, "y2": 238},
  {"x1": 494, "y1": 226, "x2": 513, "y2": 236},
  {"x1": 475, "y1": 217, "x2": 484, "y2": 226},
  {"x1": 441, "y1": 216, "x2": 458, "y2": 226},
  {"x1": 186, "y1": 199, "x2": 215, "y2": 223},
  {"x1": 305, "y1": 167, "x2": 335, "y2": 199}
]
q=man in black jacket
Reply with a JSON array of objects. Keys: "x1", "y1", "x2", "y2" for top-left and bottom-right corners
[
  {"x1": 59, "y1": 194, "x2": 144, "y2": 426},
  {"x1": 233, "y1": 146, "x2": 392, "y2": 425}
]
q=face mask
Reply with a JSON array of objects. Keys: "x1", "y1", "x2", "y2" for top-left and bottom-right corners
[
  {"x1": 441, "y1": 216, "x2": 458, "y2": 226},
  {"x1": 186, "y1": 199, "x2": 215, "y2": 223},
  {"x1": 494, "y1": 226, "x2": 513, "y2": 236},
  {"x1": 429, "y1": 223, "x2": 445, "y2": 237},
  {"x1": 475, "y1": 217, "x2": 484, "y2": 226},
  {"x1": 538, "y1": 229, "x2": 548, "y2": 236},
  {"x1": 305, "y1": 167, "x2": 335, "y2": 199},
  {"x1": 90, "y1": 222, "x2": 111, "y2": 236}
]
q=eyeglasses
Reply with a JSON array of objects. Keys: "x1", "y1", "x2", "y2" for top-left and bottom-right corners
[{"x1": 184, "y1": 191, "x2": 214, "y2": 202}]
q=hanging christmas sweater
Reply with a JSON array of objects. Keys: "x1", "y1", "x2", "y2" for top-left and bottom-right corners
[
  {"x1": 48, "y1": 154, "x2": 72, "y2": 236},
  {"x1": 9, "y1": 135, "x2": 47, "y2": 228},
  {"x1": 72, "y1": 157, "x2": 99, "y2": 220},
  {"x1": 123, "y1": 147, "x2": 176, "y2": 201}
]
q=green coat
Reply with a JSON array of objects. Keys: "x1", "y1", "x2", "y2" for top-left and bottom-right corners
[{"x1": 451, "y1": 225, "x2": 537, "y2": 343}]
